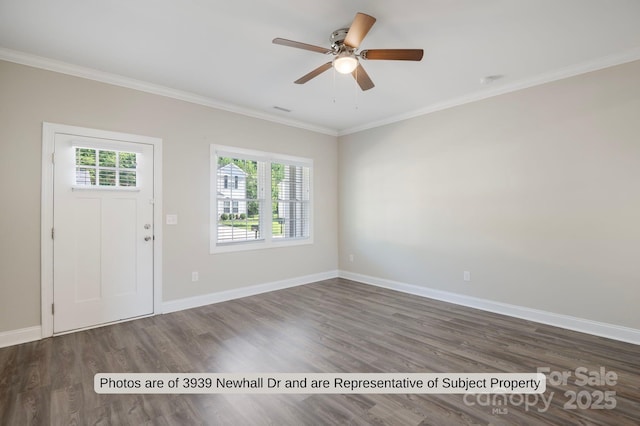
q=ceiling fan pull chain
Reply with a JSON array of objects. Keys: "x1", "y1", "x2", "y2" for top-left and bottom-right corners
[
  {"x1": 332, "y1": 67, "x2": 337, "y2": 103},
  {"x1": 354, "y1": 66, "x2": 359, "y2": 110}
]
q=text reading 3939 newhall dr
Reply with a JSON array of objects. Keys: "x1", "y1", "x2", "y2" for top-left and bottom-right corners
[{"x1": 95, "y1": 373, "x2": 545, "y2": 394}]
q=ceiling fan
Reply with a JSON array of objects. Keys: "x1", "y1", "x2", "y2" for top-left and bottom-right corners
[{"x1": 273, "y1": 12, "x2": 424, "y2": 91}]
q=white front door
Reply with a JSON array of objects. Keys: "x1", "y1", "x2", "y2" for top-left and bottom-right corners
[{"x1": 53, "y1": 133, "x2": 154, "y2": 333}]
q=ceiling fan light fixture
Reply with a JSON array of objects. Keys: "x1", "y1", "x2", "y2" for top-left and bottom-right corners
[
  {"x1": 333, "y1": 53, "x2": 358, "y2": 74},
  {"x1": 273, "y1": 12, "x2": 424, "y2": 90}
]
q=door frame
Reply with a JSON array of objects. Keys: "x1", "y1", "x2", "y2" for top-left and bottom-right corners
[{"x1": 41, "y1": 122, "x2": 163, "y2": 337}]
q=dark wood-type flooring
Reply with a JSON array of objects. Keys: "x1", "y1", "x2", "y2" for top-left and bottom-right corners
[{"x1": 1, "y1": 278, "x2": 639, "y2": 425}]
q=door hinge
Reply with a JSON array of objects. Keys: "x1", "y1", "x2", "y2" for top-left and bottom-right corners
[
  {"x1": 51, "y1": 228, "x2": 54, "y2": 239},
  {"x1": 51, "y1": 153, "x2": 55, "y2": 164},
  {"x1": 51, "y1": 303, "x2": 55, "y2": 315}
]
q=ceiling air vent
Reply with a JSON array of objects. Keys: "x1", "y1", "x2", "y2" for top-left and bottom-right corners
[{"x1": 273, "y1": 106, "x2": 292, "y2": 113}]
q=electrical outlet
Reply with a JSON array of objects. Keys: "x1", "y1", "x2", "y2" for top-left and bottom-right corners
[
  {"x1": 192, "y1": 271, "x2": 199, "y2": 282},
  {"x1": 463, "y1": 271, "x2": 471, "y2": 282}
]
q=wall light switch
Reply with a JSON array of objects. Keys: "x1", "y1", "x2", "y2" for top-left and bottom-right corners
[{"x1": 166, "y1": 214, "x2": 178, "y2": 225}]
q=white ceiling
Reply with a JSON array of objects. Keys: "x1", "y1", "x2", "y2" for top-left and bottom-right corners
[{"x1": 1, "y1": 0, "x2": 640, "y2": 135}]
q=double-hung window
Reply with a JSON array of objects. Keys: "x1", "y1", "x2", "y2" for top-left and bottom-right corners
[{"x1": 211, "y1": 145, "x2": 312, "y2": 253}]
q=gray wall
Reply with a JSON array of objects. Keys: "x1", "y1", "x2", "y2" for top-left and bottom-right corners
[
  {"x1": 339, "y1": 60, "x2": 640, "y2": 329},
  {"x1": 0, "y1": 60, "x2": 338, "y2": 333},
  {"x1": 2, "y1": 56, "x2": 638, "y2": 335}
]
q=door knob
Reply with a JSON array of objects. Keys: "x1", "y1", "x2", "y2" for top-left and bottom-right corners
[
  {"x1": 144, "y1": 224, "x2": 151, "y2": 229},
  {"x1": 144, "y1": 236, "x2": 152, "y2": 241}
]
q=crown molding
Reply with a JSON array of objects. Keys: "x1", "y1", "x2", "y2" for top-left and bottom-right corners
[
  {"x1": 3, "y1": 46, "x2": 639, "y2": 139},
  {"x1": 338, "y1": 47, "x2": 640, "y2": 136},
  {"x1": 0, "y1": 47, "x2": 338, "y2": 137}
]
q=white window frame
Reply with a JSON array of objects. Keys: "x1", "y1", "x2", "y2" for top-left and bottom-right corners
[{"x1": 210, "y1": 145, "x2": 313, "y2": 253}]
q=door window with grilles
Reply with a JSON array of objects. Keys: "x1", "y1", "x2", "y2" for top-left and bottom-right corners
[{"x1": 75, "y1": 148, "x2": 137, "y2": 187}]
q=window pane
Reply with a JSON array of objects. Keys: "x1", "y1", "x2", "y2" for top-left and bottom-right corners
[
  {"x1": 119, "y1": 170, "x2": 137, "y2": 187},
  {"x1": 272, "y1": 163, "x2": 310, "y2": 239},
  {"x1": 218, "y1": 157, "x2": 256, "y2": 196},
  {"x1": 98, "y1": 150, "x2": 117, "y2": 167},
  {"x1": 216, "y1": 156, "x2": 262, "y2": 244},
  {"x1": 216, "y1": 157, "x2": 262, "y2": 243},
  {"x1": 272, "y1": 202, "x2": 286, "y2": 237},
  {"x1": 76, "y1": 167, "x2": 95, "y2": 185},
  {"x1": 98, "y1": 169, "x2": 116, "y2": 186},
  {"x1": 76, "y1": 148, "x2": 96, "y2": 166},
  {"x1": 217, "y1": 200, "x2": 260, "y2": 243},
  {"x1": 275, "y1": 202, "x2": 309, "y2": 239},
  {"x1": 119, "y1": 152, "x2": 137, "y2": 169}
]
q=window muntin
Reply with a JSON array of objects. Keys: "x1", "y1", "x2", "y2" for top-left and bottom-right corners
[
  {"x1": 211, "y1": 146, "x2": 312, "y2": 252},
  {"x1": 75, "y1": 148, "x2": 137, "y2": 187}
]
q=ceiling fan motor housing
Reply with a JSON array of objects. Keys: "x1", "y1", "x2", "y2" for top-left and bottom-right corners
[{"x1": 330, "y1": 28, "x2": 350, "y2": 51}]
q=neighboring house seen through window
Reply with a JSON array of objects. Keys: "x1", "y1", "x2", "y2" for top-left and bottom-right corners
[{"x1": 211, "y1": 145, "x2": 312, "y2": 253}]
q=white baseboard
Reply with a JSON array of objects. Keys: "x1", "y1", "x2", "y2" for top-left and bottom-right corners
[
  {"x1": 0, "y1": 271, "x2": 340, "y2": 349},
  {"x1": 4, "y1": 270, "x2": 636, "y2": 348},
  {"x1": 0, "y1": 325, "x2": 42, "y2": 349},
  {"x1": 339, "y1": 270, "x2": 640, "y2": 346},
  {"x1": 163, "y1": 270, "x2": 339, "y2": 314}
]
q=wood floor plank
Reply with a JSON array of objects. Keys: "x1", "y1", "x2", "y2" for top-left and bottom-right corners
[{"x1": 1, "y1": 277, "x2": 638, "y2": 425}]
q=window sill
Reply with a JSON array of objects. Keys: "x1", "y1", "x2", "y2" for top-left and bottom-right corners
[{"x1": 210, "y1": 236, "x2": 312, "y2": 254}]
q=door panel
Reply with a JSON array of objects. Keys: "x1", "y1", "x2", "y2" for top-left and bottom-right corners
[
  {"x1": 73, "y1": 197, "x2": 101, "y2": 301},
  {"x1": 102, "y1": 197, "x2": 137, "y2": 297},
  {"x1": 53, "y1": 134, "x2": 154, "y2": 333}
]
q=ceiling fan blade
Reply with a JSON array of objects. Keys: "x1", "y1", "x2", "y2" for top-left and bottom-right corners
[
  {"x1": 344, "y1": 12, "x2": 376, "y2": 49},
  {"x1": 273, "y1": 38, "x2": 333, "y2": 54},
  {"x1": 360, "y1": 49, "x2": 424, "y2": 61},
  {"x1": 294, "y1": 62, "x2": 333, "y2": 84},
  {"x1": 351, "y1": 63, "x2": 375, "y2": 91}
]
